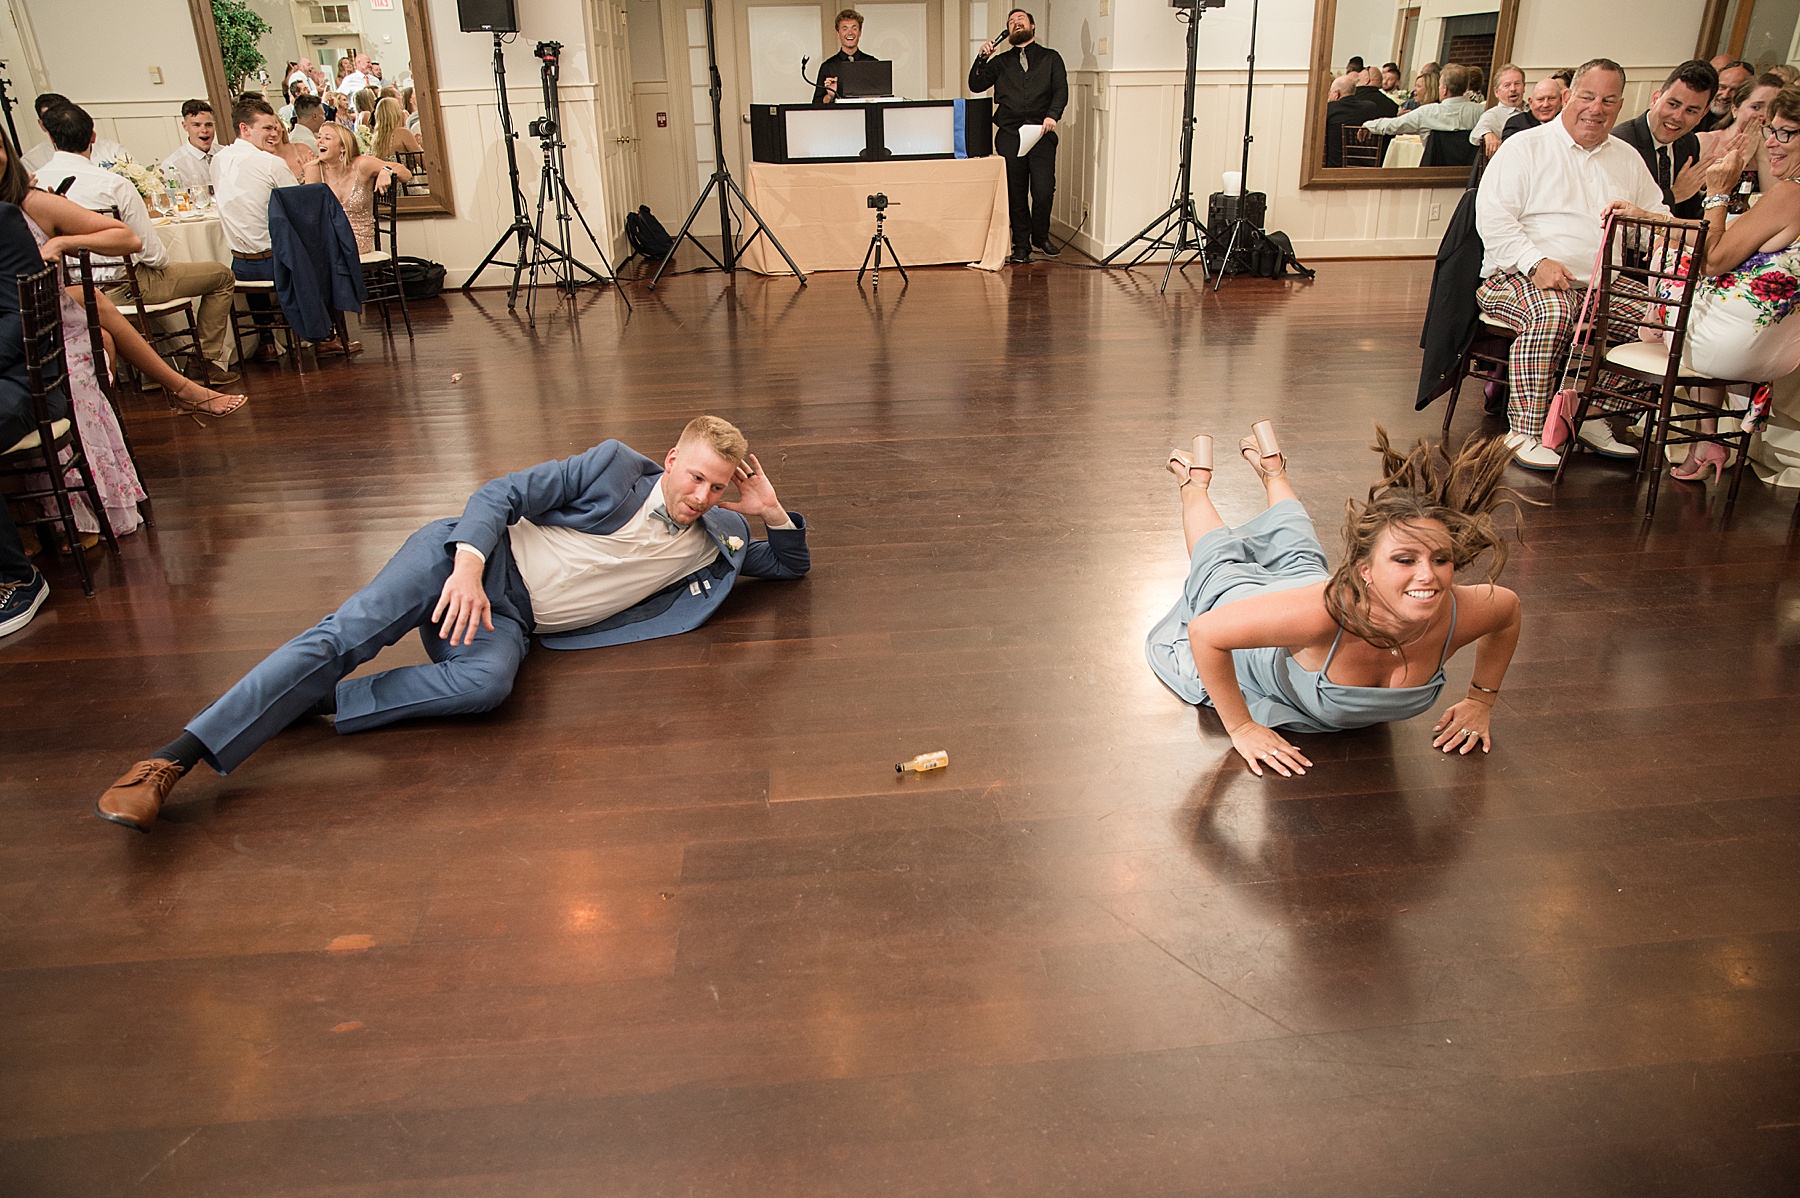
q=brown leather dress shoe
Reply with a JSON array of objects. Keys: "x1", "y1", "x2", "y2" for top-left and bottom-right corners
[
  {"x1": 205, "y1": 366, "x2": 242, "y2": 386},
  {"x1": 95, "y1": 759, "x2": 187, "y2": 831},
  {"x1": 312, "y1": 338, "x2": 364, "y2": 358},
  {"x1": 256, "y1": 342, "x2": 282, "y2": 363}
]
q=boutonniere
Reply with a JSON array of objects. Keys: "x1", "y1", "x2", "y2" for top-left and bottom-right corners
[{"x1": 725, "y1": 535, "x2": 744, "y2": 552}]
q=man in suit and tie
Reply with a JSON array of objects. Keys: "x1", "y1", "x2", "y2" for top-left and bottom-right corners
[
  {"x1": 1612, "y1": 60, "x2": 1719, "y2": 221},
  {"x1": 969, "y1": 8, "x2": 1068, "y2": 263},
  {"x1": 94, "y1": 417, "x2": 811, "y2": 831}
]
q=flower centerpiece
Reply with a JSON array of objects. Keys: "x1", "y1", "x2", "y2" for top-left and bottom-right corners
[{"x1": 110, "y1": 160, "x2": 161, "y2": 205}]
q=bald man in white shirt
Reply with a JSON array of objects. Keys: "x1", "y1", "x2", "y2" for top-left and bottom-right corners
[{"x1": 1475, "y1": 57, "x2": 1667, "y2": 470}]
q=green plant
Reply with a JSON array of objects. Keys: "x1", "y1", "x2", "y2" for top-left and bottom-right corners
[{"x1": 212, "y1": 0, "x2": 273, "y2": 90}]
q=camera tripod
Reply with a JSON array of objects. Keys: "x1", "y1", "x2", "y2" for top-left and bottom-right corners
[
  {"x1": 856, "y1": 198, "x2": 906, "y2": 290},
  {"x1": 461, "y1": 37, "x2": 628, "y2": 323}
]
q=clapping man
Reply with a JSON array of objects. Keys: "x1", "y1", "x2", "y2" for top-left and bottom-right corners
[
  {"x1": 1612, "y1": 60, "x2": 1719, "y2": 219},
  {"x1": 35, "y1": 104, "x2": 240, "y2": 387},
  {"x1": 94, "y1": 417, "x2": 811, "y2": 831},
  {"x1": 968, "y1": 8, "x2": 1068, "y2": 263}
]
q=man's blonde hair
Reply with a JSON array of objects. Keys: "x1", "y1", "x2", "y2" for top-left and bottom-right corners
[{"x1": 679, "y1": 415, "x2": 748, "y2": 465}]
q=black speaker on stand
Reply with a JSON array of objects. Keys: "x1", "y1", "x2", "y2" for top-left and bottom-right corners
[{"x1": 457, "y1": 0, "x2": 517, "y2": 33}]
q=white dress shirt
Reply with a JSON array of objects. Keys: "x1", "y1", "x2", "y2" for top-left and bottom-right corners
[
  {"x1": 1469, "y1": 102, "x2": 1522, "y2": 146},
  {"x1": 213, "y1": 138, "x2": 298, "y2": 255},
  {"x1": 1363, "y1": 93, "x2": 1486, "y2": 136},
  {"x1": 289, "y1": 123, "x2": 317, "y2": 151},
  {"x1": 1476, "y1": 116, "x2": 1668, "y2": 283},
  {"x1": 455, "y1": 482, "x2": 796, "y2": 635},
  {"x1": 24, "y1": 135, "x2": 129, "y2": 174},
  {"x1": 163, "y1": 141, "x2": 217, "y2": 189},
  {"x1": 339, "y1": 70, "x2": 369, "y2": 95},
  {"x1": 33, "y1": 151, "x2": 168, "y2": 278}
]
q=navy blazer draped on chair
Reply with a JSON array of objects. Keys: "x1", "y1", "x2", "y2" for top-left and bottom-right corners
[{"x1": 269, "y1": 183, "x2": 368, "y2": 341}]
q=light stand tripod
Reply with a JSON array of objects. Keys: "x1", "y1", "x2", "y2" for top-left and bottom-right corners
[
  {"x1": 1099, "y1": 0, "x2": 1220, "y2": 293},
  {"x1": 461, "y1": 35, "x2": 535, "y2": 302},
  {"x1": 856, "y1": 194, "x2": 906, "y2": 290},
  {"x1": 521, "y1": 40, "x2": 628, "y2": 327},
  {"x1": 1210, "y1": 0, "x2": 1262, "y2": 292},
  {"x1": 648, "y1": 0, "x2": 806, "y2": 289}
]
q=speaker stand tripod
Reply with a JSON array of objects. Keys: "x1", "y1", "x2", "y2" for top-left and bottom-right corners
[
  {"x1": 856, "y1": 205, "x2": 906, "y2": 290},
  {"x1": 648, "y1": 0, "x2": 805, "y2": 289},
  {"x1": 1098, "y1": 2, "x2": 1214, "y2": 293}
]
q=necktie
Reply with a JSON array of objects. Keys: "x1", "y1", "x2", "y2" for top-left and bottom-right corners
[
  {"x1": 1018, "y1": 45, "x2": 1029, "y2": 73},
  {"x1": 1657, "y1": 145, "x2": 1671, "y2": 195}
]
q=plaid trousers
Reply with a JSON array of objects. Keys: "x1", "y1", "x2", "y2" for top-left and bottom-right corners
[{"x1": 1475, "y1": 271, "x2": 1651, "y2": 438}]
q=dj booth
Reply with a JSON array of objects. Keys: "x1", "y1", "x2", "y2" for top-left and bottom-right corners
[{"x1": 740, "y1": 97, "x2": 1008, "y2": 275}]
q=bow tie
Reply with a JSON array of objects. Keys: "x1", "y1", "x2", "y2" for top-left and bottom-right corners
[{"x1": 649, "y1": 503, "x2": 685, "y2": 535}]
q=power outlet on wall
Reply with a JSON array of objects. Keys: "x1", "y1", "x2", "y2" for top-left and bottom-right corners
[{"x1": 1430, "y1": 203, "x2": 1441, "y2": 221}]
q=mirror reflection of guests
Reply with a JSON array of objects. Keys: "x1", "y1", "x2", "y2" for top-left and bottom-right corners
[
  {"x1": 1470, "y1": 63, "x2": 1526, "y2": 158},
  {"x1": 814, "y1": 8, "x2": 876, "y2": 104},
  {"x1": 370, "y1": 97, "x2": 423, "y2": 161},
  {"x1": 1502, "y1": 76, "x2": 1567, "y2": 141},
  {"x1": 969, "y1": 8, "x2": 1067, "y2": 263},
  {"x1": 1149, "y1": 424, "x2": 1523, "y2": 778},
  {"x1": 305, "y1": 123, "x2": 411, "y2": 257},
  {"x1": 1401, "y1": 67, "x2": 1439, "y2": 113},
  {"x1": 1362, "y1": 63, "x2": 1484, "y2": 140},
  {"x1": 1605, "y1": 89, "x2": 1800, "y2": 484}
]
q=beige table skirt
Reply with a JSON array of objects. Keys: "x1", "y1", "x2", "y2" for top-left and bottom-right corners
[
  {"x1": 152, "y1": 211, "x2": 231, "y2": 267},
  {"x1": 739, "y1": 157, "x2": 1010, "y2": 275}
]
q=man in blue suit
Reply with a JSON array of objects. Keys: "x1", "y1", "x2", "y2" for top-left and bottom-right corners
[{"x1": 95, "y1": 416, "x2": 809, "y2": 831}]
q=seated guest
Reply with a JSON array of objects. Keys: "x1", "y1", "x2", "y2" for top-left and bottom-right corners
[
  {"x1": 1475, "y1": 57, "x2": 1668, "y2": 470},
  {"x1": 1322, "y1": 73, "x2": 1370, "y2": 168},
  {"x1": 1502, "y1": 76, "x2": 1567, "y2": 141},
  {"x1": 1470, "y1": 63, "x2": 1525, "y2": 157},
  {"x1": 1354, "y1": 65, "x2": 1398, "y2": 120},
  {"x1": 1344, "y1": 56, "x2": 1365, "y2": 75},
  {"x1": 279, "y1": 76, "x2": 314, "y2": 126},
  {"x1": 1363, "y1": 63, "x2": 1484, "y2": 139},
  {"x1": 1612, "y1": 60, "x2": 1719, "y2": 220},
  {"x1": 163, "y1": 99, "x2": 218, "y2": 190},
  {"x1": 1698, "y1": 59, "x2": 1754, "y2": 132},
  {"x1": 1698, "y1": 72, "x2": 1784, "y2": 164},
  {"x1": 1400, "y1": 67, "x2": 1437, "y2": 112},
  {"x1": 370, "y1": 97, "x2": 423, "y2": 161},
  {"x1": 1151, "y1": 423, "x2": 1522, "y2": 777},
  {"x1": 0, "y1": 198, "x2": 60, "y2": 639},
  {"x1": 272, "y1": 119, "x2": 316, "y2": 182},
  {"x1": 323, "y1": 91, "x2": 350, "y2": 125},
  {"x1": 1772, "y1": 64, "x2": 1800, "y2": 87},
  {"x1": 401, "y1": 86, "x2": 419, "y2": 134},
  {"x1": 21, "y1": 93, "x2": 129, "y2": 174},
  {"x1": 332, "y1": 56, "x2": 355, "y2": 97},
  {"x1": 33, "y1": 104, "x2": 240, "y2": 389},
  {"x1": 815, "y1": 8, "x2": 877, "y2": 103},
  {"x1": 1381, "y1": 62, "x2": 1402, "y2": 93},
  {"x1": 305, "y1": 122, "x2": 411, "y2": 256},
  {"x1": 1610, "y1": 97, "x2": 1800, "y2": 484},
  {"x1": 92, "y1": 417, "x2": 811, "y2": 831},
  {"x1": 368, "y1": 61, "x2": 384, "y2": 85},
  {"x1": 288, "y1": 94, "x2": 324, "y2": 151},
  {"x1": 0, "y1": 133, "x2": 149, "y2": 537},
  {"x1": 215, "y1": 95, "x2": 352, "y2": 360}
]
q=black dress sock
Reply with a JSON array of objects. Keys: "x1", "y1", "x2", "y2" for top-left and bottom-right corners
[{"x1": 152, "y1": 731, "x2": 207, "y2": 772}]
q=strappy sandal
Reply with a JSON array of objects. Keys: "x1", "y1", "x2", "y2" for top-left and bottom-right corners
[
  {"x1": 1238, "y1": 420, "x2": 1287, "y2": 481},
  {"x1": 1166, "y1": 434, "x2": 1213, "y2": 488},
  {"x1": 169, "y1": 380, "x2": 249, "y2": 427}
]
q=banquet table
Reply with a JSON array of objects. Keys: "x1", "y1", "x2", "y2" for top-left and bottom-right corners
[
  {"x1": 738, "y1": 157, "x2": 1010, "y2": 275},
  {"x1": 152, "y1": 210, "x2": 230, "y2": 267},
  {"x1": 1382, "y1": 135, "x2": 1424, "y2": 169}
]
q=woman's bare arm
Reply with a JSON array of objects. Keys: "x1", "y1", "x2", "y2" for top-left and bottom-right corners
[
  {"x1": 1188, "y1": 584, "x2": 1337, "y2": 777},
  {"x1": 21, "y1": 191, "x2": 140, "y2": 261},
  {"x1": 1430, "y1": 583, "x2": 1521, "y2": 754}
]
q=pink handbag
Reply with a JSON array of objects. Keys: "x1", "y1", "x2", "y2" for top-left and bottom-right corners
[{"x1": 1542, "y1": 213, "x2": 1617, "y2": 451}]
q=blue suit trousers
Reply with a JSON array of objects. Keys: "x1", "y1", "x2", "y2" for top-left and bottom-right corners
[{"x1": 187, "y1": 518, "x2": 534, "y2": 773}]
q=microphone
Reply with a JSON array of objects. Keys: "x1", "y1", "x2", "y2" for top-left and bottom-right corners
[
  {"x1": 800, "y1": 54, "x2": 817, "y2": 86},
  {"x1": 979, "y1": 29, "x2": 1007, "y2": 58}
]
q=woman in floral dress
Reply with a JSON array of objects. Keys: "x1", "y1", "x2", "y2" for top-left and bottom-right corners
[{"x1": 1611, "y1": 85, "x2": 1800, "y2": 483}]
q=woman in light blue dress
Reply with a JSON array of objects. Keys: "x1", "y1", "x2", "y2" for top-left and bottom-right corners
[{"x1": 1147, "y1": 422, "x2": 1525, "y2": 778}]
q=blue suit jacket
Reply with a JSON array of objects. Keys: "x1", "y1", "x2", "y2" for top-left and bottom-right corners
[
  {"x1": 270, "y1": 183, "x2": 368, "y2": 341},
  {"x1": 446, "y1": 440, "x2": 810, "y2": 650}
]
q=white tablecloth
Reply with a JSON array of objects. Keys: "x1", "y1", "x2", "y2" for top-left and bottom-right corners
[
  {"x1": 152, "y1": 211, "x2": 230, "y2": 268},
  {"x1": 1382, "y1": 135, "x2": 1424, "y2": 169}
]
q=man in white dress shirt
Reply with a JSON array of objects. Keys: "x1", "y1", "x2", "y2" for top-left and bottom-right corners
[
  {"x1": 1475, "y1": 57, "x2": 1668, "y2": 469},
  {"x1": 94, "y1": 416, "x2": 812, "y2": 831},
  {"x1": 35, "y1": 104, "x2": 239, "y2": 385},
  {"x1": 1470, "y1": 63, "x2": 1526, "y2": 157},
  {"x1": 1362, "y1": 62, "x2": 1486, "y2": 140},
  {"x1": 214, "y1": 94, "x2": 355, "y2": 359},
  {"x1": 21, "y1": 93, "x2": 130, "y2": 174},
  {"x1": 338, "y1": 54, "x2": 373, "y2": 97},
  {"x1": 287, "y1": 95, "x2": 322, "y2": 151},
  {"x1": 162, "y1": 100, "x2": 219, "y2": 192}
]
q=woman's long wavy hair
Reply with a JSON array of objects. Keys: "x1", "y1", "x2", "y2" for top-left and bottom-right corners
[
  {"x1": 1323, "y1": 426, "x2": 1533, "y2": 652},
  {"x1": 0, "y1": 125, "x2": 33, "y2": 207}
]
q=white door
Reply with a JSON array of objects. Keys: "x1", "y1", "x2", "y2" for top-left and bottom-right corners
[{"x1": 593, "y1": 0, "x2": 645, "y2": 264}]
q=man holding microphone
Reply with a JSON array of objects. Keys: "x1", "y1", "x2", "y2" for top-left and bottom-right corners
[{"x1": 969, "y1": 9, "x2": 1067, "y2": 263}]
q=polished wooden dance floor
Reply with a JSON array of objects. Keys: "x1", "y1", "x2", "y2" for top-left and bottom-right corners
[{"x1": 3, "y1": 259, "x2": 1798, "y2": 1196}]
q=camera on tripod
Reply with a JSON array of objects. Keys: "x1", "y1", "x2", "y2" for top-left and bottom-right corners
[
  {"x1": 866, "y1": 193, "x2": 891, "y2": 211},
  {"x1": 534, "y1": 40, "x2": 562, "y2": 63},
  {"x1": 528, "y1": 115, "x2": 557, "y2": 139}
]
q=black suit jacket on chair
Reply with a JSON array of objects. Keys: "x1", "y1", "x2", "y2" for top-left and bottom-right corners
[{"x1": 1613, "y1": 112, "x2": 1702, "y2": 219}]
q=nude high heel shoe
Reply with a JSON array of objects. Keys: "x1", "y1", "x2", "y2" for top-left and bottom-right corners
[
  {"x1": 1239, "y1": 420, "x2": 1288, "y2": 480},
  {"x1": 1166, "y1": 435, "x2": 1214, "y2": 488}
]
